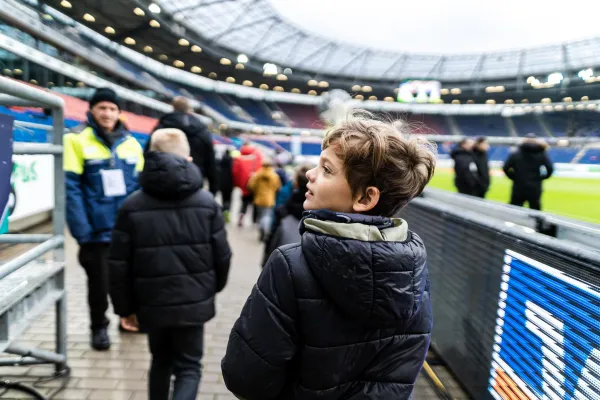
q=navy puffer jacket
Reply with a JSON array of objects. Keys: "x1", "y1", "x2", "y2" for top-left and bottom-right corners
[{"x1": 222, "y1": 210, "x2": 432, "y2": 399}]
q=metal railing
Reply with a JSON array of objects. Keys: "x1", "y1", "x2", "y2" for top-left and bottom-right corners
[
  {"x1": 421, "y1": 188, "x2": 600, "y2": 251},
  {"x1": 400, "y1": 196, "x2": 600, "y2": 399},
  {"x1": 0, "y1": 76, "x2": 67, "y2": 375}
]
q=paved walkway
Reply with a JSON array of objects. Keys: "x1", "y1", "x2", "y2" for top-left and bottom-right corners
[{"x1": 1, "y1": 210, "x2": 447, "y2": 399}]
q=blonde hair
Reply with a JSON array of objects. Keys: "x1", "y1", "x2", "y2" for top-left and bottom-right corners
[
  {"x1": 150, "y1": 128, "x2": 190, "y2": 158},
  {"x1": 322, "y1": 111, "x2": 437, "y2": 216}
]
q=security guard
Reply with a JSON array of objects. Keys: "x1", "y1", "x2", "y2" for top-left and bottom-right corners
[{"x1": 64, "y1": 88, "x2": 143, "y2": 350}]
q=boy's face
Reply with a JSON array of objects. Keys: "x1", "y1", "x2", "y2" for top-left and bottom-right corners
[{"x1": 304, "y1": 146, "x2": 355, "y2": 213}]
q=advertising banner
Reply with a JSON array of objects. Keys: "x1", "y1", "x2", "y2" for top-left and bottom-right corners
[
  {"x1": 9, "y1": 155, "x2": 54, "y2": 222},
  {"x1": 489, "y1": 250, "x2": 600, "y2": 399},
  {"x1": 0, "y1": 113, "x2": 14, "y2": 234}
]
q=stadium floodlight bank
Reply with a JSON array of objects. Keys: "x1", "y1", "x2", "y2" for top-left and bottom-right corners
[
  {"x1": 0, "y1": 76, "x2": 67, "y2": 374},
  {"x1": 400, "y1": 196, "x2": 600, "y2": 399}
]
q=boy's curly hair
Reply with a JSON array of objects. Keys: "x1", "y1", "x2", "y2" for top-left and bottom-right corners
[{"x1": 322, "y1": 111, "x2": 437, "y2": 217}]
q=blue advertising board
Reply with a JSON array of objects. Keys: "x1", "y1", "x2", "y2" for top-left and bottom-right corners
[
  {"x1": 489, "y1": 250, "x2": 600, "y2": 400},
  {"x1": 0, "y1": 113, "x2": 14, "y2": 234}
]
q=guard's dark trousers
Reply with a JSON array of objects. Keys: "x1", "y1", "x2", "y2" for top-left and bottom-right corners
[
  {"x1": 510, "y1": 186, "x2": 542, "y2": 210},
  {"x1": 78, "y1": 243, "x2": 110, "y2": 330},
  {"x1": 148, "y1": 326, "x2": 204, "y2": 400}
]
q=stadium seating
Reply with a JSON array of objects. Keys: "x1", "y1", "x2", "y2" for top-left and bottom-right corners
[
  {"x1": 578, "y1": 148, "x2": 600, "y2": 164},
  {"x1": 235, "y1": 97, "x2": 283, "y2": 126},
  {"x1": 454, "y1": 115, "x2": 508, "y2": 136},
  {"x1": 512, "y1": 115, "x2": 543, "y2": 137},
  {"x1": 276, "y1": 103, "x2": 325, "y2": 129}
]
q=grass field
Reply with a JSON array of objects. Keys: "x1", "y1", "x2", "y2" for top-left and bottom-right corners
[{"x1": 429, "y1": 169, "x2": 600, "y2": 224}]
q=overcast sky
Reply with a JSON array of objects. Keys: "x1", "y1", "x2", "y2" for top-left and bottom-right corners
[{"x1": 269, "y1": 0, "x2": 600, "y2": 54}]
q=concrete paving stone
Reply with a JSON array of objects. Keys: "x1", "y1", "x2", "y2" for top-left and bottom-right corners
[
  {"x1": 104, "y1": 369, "x2": 146, "y2": 380},
  {"x1": 67, "y1": 367, "x2": 107, "y2": 379},
  {"x1": 215, "y1": 395, "x2": 238, "y2": 400},
  {"x1": 87, "y1": 389, "x2": 133, "y2": 400},
  {"x1": 0, "y1": 367, "x2": 31, "y2": 376},
  {"x1": 51, "y1": 388, "x2": 93, "y2": 399},
  {"x1": 92, "y1": 359, "x2": 132, "y2": 369},
  {"x1": 75, "y1": 377, "x2": 120, "y2": 390},
  {"x1": 115, "y1": 379, "x2": 147, "y2": 391}
]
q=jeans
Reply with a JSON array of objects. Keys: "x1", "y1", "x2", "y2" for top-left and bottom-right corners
[
  {"x1": 148, "y1": 326, "x2": 204, "y2": 400},
  {"x1": 78, "y1": 242, "x2": 110, "y2": 331}
]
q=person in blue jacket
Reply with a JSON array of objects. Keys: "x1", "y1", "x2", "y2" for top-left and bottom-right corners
[{"x1": 64, "y1": 88, "x2": 144, "y2": 350}]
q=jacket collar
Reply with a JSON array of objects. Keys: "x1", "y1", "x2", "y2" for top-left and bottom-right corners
[
  {"x1": 300, "y1": 210, "x2": 408, "y2": 242},
  {"x1": 87, "y1": 111, "x2": 127, "y2": 149}
]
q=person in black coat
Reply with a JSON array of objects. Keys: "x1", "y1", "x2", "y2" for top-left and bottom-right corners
[
  {"x1": 109, "y1": 128, "x2": 231, "y2": 400},
  {"x1": 451, "y1": 138, "x2": 479, "y2": 195},
  {"x1": 503, "y1": 134, "x2": 554, "y2": 210},
  {"x1": 219, "y1": 148, "x2": 234, "y2": 220},
  {"x1": 472, "y1": 136, "x2": 491, "y2": 198},
  {"x1": 222, "y1": 118, "x2": 435, "y2": 400},
  {"x1": 145, "y1": 97, "x2": 218, "y2": 195},
  {"x1": 261, "y1": 163, "x2": 312, "y2": 267}
]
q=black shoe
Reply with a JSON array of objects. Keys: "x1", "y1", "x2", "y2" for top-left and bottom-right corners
[{"x1": 91, "y1": 328, "x2": 111, "y2": 351}]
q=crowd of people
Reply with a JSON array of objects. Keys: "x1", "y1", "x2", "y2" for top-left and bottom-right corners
[
  {"x1": 63, "y1": 87, "x2": 450, "y2": 399},
  {"x1": 451, "y1": 134, "x2": 554, "y2": 210}
]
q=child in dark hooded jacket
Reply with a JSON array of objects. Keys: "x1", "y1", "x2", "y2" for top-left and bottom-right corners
[
  {"x1": 109, "y1": 128, "x2": 231, "y2": 400},
  {"x1": 222, "y1": 113, "x2": 436, "y2": 400}
]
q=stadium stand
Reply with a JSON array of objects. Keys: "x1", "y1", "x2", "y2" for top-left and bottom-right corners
[
  {"x1": 276, "y1": 103, "x2": 325, "y2": 129},
  {"x1": 454, "y1": 115, "x2": 509, "y2": 136}
]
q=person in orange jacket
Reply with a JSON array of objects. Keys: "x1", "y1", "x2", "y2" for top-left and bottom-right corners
[{"x1": 247, "y1": 159, "x2": 282, "y2": 240}]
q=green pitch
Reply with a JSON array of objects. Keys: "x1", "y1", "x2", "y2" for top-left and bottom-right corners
[{"x1": 428, "y1": 169, "x2": 600, "y2": 224}]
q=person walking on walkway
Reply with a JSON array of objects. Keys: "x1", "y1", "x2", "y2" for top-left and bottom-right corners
[
  {"x1": 64, "y1": 88, "x2": 144, "y2": 350},
  {"x1": 503, "y1": 133, "x2": 554, "y2": 210},
  {"x1": 145, "y1": 97, "x2": 218, "y2": 194},
  {"x1": 109, "y1": 129, "x2": 231, "y2": 400}
]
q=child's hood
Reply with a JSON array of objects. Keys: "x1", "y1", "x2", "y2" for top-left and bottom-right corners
[
  {"x1": 300, "y1": 210, "x2": 429, "y2": 328},
  {"x1": 140, "y1": 151, "x2": 203, "y2": 200}
]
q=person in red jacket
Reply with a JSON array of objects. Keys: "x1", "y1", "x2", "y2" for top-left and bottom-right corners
[{"x1": 232, "y1": 143, "x2": 263, "y2": 227}]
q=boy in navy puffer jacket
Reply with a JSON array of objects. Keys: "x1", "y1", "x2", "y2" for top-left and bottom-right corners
[{"x1": 222, "y1": 112, "x2": 437, "y2": 400}]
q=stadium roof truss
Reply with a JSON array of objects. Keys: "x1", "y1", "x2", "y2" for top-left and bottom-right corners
[{"x1": 160, "y1": 0, "x2": 600, "y2": 82}]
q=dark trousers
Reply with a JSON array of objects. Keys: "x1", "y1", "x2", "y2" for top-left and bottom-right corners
[
  {"x1": 510, "y1": 186, "x2": 542, "y2": 210},
  {"x1": 240, "y1": 194, "x2": 255, "y2": 222},
  {"x1": 148, "y1": 326, "x2": 204, "y2": 400},
  {"x1": 78, "y1": 243, "x2": 110, "y2": 331}
]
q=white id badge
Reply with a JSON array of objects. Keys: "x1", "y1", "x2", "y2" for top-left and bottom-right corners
[{"x1": 100, "y1": 169, "x2": 127, "y2": 197}]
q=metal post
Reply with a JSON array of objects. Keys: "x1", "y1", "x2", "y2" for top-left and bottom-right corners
[
  {"x1": 55, "y1": 295, "x2": 67, "y2": 373},
  {"x1": 52, "y1": 106, "x2": 65, "y2": 240}
]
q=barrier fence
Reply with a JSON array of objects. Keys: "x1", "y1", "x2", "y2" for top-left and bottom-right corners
[
  {"x1": 402, "y1": 197, "x2": 600, "y2": 399},
  {"x1": 0, "y1": 76, "x2": 67, "y2": 384}
]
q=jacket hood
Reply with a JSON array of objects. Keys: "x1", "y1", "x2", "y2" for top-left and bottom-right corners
[
  {"x1": 520, "y1": 141, "x2": 546, "y2": 153},
  {"x1": 286, "y1": 189, "x2": 306, "y2": 220},
  {"x1": 158, "y1": 112, "x2": 205, "y2": 134},
  {"x1": 240, "y1": 145, "x2": 258, "y2": 156},
  {"x1": 450, "y1": 147, "x2": 471, "y2": 159},
  {"x1": 300, "y1": 210, "x2": 428, "y2": 328},
  {"x1": 140, "y1": 151, "x2": 203, "y2": 200}
]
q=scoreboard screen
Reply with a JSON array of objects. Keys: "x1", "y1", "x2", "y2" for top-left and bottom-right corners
[
  {"x1": 397, "y1": 80, "x2": 441, "y2": 103},
  {"x1": 489, "y1": 250, "x2": 600, "y2": 400}
]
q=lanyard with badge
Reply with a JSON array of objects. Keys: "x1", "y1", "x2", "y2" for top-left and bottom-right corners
[{"x1": 100, "y1": 148, "x2": 127, "y2": 197}]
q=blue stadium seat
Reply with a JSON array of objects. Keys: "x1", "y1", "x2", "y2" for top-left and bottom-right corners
[{"x1": 455, "y1": 116, "x2": 508, "y2": 136}]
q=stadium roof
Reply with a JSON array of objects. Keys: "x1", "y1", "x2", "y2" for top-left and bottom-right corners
[{"x1": 160, "y1": 0, "x2": 600, "y2": 81}]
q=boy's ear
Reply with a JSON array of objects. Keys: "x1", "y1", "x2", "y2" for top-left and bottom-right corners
[
  {"x1": 352, "y1": 186, "x2": 380, "y2": 213},
  {"x1": 187, "y1": 156, "x2": 193, "y2": 162}
]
